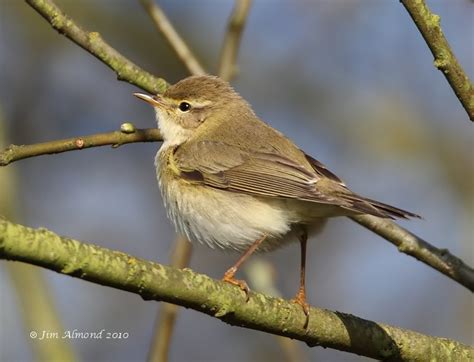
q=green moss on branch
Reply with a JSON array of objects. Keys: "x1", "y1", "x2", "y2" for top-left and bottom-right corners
[
  {"x1": 401, "y1": 0, "x2": 474, "y2": 122},
  {"x1": 1, "y1": 218, "x2": 472, "y2": 360}
]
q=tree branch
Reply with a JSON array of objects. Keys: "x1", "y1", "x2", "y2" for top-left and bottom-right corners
[
  {"x1": 218, "y1": 0, "x2": 252, "y2": 81},
  {"x1": 401, "y1": 0, "x2": 474, "y2": 122},
  {"x1": 25, "y1": 0, "x2": 169, "y2": 94},
  {"x1": 351, "y1": 215, "x2": 474, "y2": 292},
  {"x1": 0, "y1": 126, "x2": 162, "y2": 166},
  {"x1": 139, "y1": 0, "x2": 206, "y2": 77},
  {"x1": 1, "y1": 218, "x2": 472, "y2": 361},
  {"x1": 1, "y1": 131, "x2": 473, "y2": 293}
]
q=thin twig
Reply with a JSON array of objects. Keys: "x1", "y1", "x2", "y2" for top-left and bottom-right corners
[
  {"x1": 25, "y1": 0, "x2": 168, "y2": 94},
  {"x1": 1, "y1": 218, "x2": 472, "y2": 361},
  {"x1": 218, "y1": 0, "x2": 252, "y2": 81},
  {"x1": 401, "y1": 0, "x2": 474, "y2": 122},
  {"x1": 1, "y1": 133, "x2": 473, "y2": 292},
  {"x1": 140, "y1": 0, "x2": 206, "y2": 76},
  {"x1": 0, "y1": 127, "x2": 162, "y2": 166},
  {"x1": 148, "y1": 235, "x2": 192, "y2": 362},
  {"x1": 351, "y1": 215, "x2": 474, "y2": 292}
]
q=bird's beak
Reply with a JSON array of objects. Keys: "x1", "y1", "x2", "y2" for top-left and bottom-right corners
[{"x1": 133, "y1": 93, "x2": 165, "y2": 108}]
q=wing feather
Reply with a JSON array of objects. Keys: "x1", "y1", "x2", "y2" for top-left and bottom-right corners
[
  {"x1": 172, "y1": 140, "x2": 420, "y2": 219},
  {"x1": 174, "y1": 140, "x2": 338, "y2": 204}
]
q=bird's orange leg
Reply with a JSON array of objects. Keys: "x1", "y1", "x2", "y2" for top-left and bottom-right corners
[
  {"x1": 292, "y1": 230, "x2": 310, "y2": 328},
  {"x1": 222, "y1": 234, "x2": 267, "y2": 301}
]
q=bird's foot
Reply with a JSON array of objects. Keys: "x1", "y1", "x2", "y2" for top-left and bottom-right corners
[
  {"x1": 222, "y1": 267, "x2": 250, "y2": 302},
  {"x1": 292, "y1": 289, "x2": 310, "y2": 328}
]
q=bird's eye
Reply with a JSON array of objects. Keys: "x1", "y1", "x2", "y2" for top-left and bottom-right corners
[{"x1": 178, "y1": 102, "x2": 191, "y2": 112}]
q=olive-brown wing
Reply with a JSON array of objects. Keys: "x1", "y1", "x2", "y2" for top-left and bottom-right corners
[{"x1": 173, "y1": 140, "x2": 341, "y2": 205}]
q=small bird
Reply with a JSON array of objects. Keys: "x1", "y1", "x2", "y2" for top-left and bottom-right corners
[{"x1": 134, "y1": 75, "x2": 419, "y2": 323}]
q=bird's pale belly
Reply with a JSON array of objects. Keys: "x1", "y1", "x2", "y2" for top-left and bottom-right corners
[{"x1": 159, "y1": 173, "x2": 302, "y2": 251}]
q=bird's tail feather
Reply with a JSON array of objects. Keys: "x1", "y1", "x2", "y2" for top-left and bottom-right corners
[{"x1": 341, "y1": 193, "x2": 421, "y2": 220}]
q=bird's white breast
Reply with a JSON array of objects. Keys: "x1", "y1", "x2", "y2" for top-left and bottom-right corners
[{"x1": 156, "y1": 147, "x2": 295, "y2": 252}]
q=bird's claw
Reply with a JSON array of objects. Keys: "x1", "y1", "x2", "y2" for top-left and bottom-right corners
[
  {"x1": 222, "y1": 268, "x2": 250, "y2": 302},
  {"x1": 292, "y1": 290, "x2": 310, "y2": 328}
]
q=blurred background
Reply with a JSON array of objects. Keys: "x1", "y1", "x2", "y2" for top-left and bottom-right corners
[{"x1": 0, "y1": 0, "x2": 472, "y2": 361}]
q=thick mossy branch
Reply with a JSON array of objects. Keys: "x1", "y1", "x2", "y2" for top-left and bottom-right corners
[
  {"x1": 25, "y1": 0, "x2": 169, "y2": 94},
  {"x1": 0, "y1": 218, "x2": 472, "y2": 361},
  {"x1": 401, "y1": 0, "x2": 474, "y2": 122}
]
